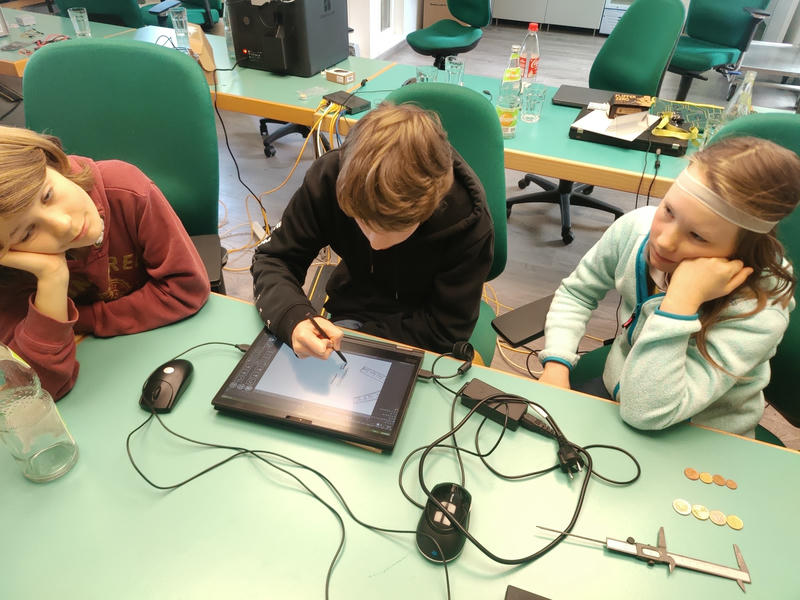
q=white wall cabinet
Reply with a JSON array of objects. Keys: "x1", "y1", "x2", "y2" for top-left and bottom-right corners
[
  {"x1": 492, "y1": 0, "x2": 605, "y2": 31},
  {"x1": 492, "y1": 0, "x2": 547, "y2": 23}
]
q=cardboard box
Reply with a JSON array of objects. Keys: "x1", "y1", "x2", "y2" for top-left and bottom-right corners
[{"x1": 325, "y1": 68, "x2": 355, "y2": 85}]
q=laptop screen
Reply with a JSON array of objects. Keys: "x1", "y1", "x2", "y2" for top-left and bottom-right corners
[{"x1": 212, "y1": 329, "x2": 424, "y2": 451}]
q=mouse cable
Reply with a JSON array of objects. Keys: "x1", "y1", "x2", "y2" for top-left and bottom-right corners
[
  {"x1": 409, "y1": 391, "x2": 640, "y2": 566},
  {"x1": 129, "y1": 391, "x2": 454, "y2": 598},
  {"x1": 634, "y1": 136, "x2": 654, "y2": 210},
  {"x1": 644, "y1": 148, "x2": 662, "y2": 206}
]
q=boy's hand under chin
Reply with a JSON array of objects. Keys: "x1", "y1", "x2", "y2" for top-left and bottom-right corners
[
  {"x1": 0, "y1": 249, "x2": 69, "y2": 282},
  {"x1": 661, "y1": 257, "x2": 754, "y2": 316}
]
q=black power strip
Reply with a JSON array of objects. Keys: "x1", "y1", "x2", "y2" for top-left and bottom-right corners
[{"x1": 322, "y1": 91, "x2": 371, "y2": 115}]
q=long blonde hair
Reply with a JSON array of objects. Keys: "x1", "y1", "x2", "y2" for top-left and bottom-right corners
[{"x1": 691, "y1": 136, "x2": 800, "y2": 369}]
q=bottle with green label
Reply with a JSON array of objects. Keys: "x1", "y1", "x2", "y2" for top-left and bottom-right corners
[{"x1": 497, "y1": 44, "x2": 523, "y2": 139}]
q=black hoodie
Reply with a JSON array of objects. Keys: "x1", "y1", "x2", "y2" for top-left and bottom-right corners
[{"x1": 251, "y1": 148, "x2": 494, "y2": 354}]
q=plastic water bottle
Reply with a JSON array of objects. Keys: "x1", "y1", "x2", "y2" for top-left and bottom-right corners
[
  {"x1": 223, "y1": 5, "x2": 237, "y2": 62},
  {"x1": 519, "y1": 23, "x2": 540, "y2": 86},
  {"x1": 0, "y1": 344, "x2": 78, "y2": 482},
  {"x1": 722, "y1": 70, "x2": 756, "y2": 122},
  {"x1": 497, "y1": 44, "x2": 523, "y2": 139}
]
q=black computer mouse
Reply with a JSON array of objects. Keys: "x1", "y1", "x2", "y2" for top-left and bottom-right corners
[
  {"x1": 416, "y1": 482, "x2": 472, "y2": 563},
  {"x1": 139, "y1": 359, "x2": 193, "y2": 413}
]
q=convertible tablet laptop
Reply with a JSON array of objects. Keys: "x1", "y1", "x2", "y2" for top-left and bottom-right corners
[{"x1": 212, "y1": 329, "x2": 425, "y2": 452}]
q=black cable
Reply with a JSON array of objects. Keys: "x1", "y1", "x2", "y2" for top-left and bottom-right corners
[
  {"x1": 210, "y1": 67, "x2": 269, "y2": 232},
  {"x1": 0, "y1": 101, "x2": 21, "y2": 121},
  {"x1": 634, "y1": 136, "x2": 654, "y2": 209},
  {"x1": 645, "y1": 148, "x2": 662, "y2": 206},
  {"x1": 406, "y1": 389, "x2": 639, "y2": 566},
  {"x1": 129, "y1": 400, "x2": 453, "y2": 599},
  {"x1": 128, "y1": 342, "x2": 452, "y2": 599}
]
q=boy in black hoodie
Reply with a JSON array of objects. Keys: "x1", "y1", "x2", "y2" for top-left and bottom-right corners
[{"x1": 251, "y1": 102, "x2": 493, "y2": 359}]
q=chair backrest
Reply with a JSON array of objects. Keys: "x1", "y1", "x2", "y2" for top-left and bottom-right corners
[
  {"x1": 589, "y1": 0, "x2": 685, "y2": 96},
  {"x1": 23, "y1": 38, "x2": 219, "y2": 236},
  {"x1": 685, "y1": 0, "x2": 770, "y2": 51},
  {"x1": 384, "y1": 83, "x2": 507, "y2": 281},
  {"x1": 708, "y1": 113, "x2": 800, "y2": 425},
  {"x1": 54, "y1": 0, "x2": 145, "y2": 28},
  {"x1": 446, "y1": 0, "x2": 491, "y2": 29}
]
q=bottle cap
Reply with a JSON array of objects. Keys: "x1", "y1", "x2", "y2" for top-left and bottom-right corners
[
  {"x1": 529, "y1": 23, "x2": 539, "y2": 32},
  {"x1": 511, "y1": 44, "x2": 521, "y2": 51}
]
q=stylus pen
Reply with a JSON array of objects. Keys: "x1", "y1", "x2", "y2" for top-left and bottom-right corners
[{"x1": 306, "y1": 316, "x2": 348, "y2": 364}]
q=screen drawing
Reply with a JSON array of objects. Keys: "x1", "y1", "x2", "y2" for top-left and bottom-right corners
[{"x1": 256, "y1": 344, "x2": 392, "y2": 416}]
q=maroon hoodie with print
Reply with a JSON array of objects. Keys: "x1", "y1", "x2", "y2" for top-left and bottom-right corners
[{"x1": 0, "y1": 157, "x2": 210, "y2": 399}]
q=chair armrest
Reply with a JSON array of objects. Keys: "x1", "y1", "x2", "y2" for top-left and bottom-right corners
[
  {"x1": 739, "y1": 7, "x2": 770, "y2": 52},
  {"x1": 148, "y1": 0, "x2": 182, "y2": 16}
]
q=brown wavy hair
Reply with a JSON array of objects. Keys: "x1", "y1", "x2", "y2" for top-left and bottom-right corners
[
  {"x1": 336, "y1": 102, "x2": 453, "y2": 231},
  {"x1": 0, "y1": 126, "x2": 93, "y2": 287},
  {"x1": 691, "y1": 136, "x2": 800, "y2": 371}
]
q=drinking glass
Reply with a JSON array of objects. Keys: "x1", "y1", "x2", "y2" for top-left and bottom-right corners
[
  {"x1": 445, "y1": 55, "x2": 465, "y2": 86},
  {"x1": 521, "y1": 84, "x2": 546, "y2": 123},
  {"x1": 415, "y1": 65, "x2": 438, "y2": 83},
  {"x1": 168, "y1": 6, "x2": 190, "y2": 50},
  {"x1": 67, "y1": 7, "x2": 91, "y2": 38}
]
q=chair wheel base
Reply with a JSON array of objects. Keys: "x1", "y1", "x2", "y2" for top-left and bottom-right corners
[{"x1": 561, "y1": 227, "x2": 574, "y2": 245}]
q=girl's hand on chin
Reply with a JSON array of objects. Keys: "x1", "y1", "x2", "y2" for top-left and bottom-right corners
[{"x1": 666, "y1": 257, "x2": 753, "y2": 313}]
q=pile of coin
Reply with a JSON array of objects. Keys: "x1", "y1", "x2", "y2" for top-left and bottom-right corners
[
  {"x1": 672, "y1": 498, "x2": 743, "y2": 530},
  {"x1": 684, "y1": 467, "x2": 738, "y2": 490}
]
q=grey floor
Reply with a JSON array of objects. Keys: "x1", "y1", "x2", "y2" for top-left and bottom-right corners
[{"x1": 2, "y1": 11, "x2": 798, "y2": 448}]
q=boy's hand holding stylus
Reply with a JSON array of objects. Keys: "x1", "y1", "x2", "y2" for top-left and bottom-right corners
[{"x1": 291, "y1": 315, "x2": 344, "y2": 360}]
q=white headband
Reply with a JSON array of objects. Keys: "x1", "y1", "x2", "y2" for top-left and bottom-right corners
[{"x1": 674, "y1": 169, "x2": 778, "y2": 234}]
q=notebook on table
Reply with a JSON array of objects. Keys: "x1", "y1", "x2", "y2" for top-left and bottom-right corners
[{"x1": 212, "y1": 329, "x2": 425, "y2": 452}]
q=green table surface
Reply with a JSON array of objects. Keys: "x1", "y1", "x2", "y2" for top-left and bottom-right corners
[
  {"x1": 122, "y1": 26, "x2": 395, "y2": 127},
  {"x1": 357, "y1": 64, "x2": 692, "y2": 197},
  {"x1": 0, "y1": 7, "x2": 132, "y2": 76},
  {"x1": 2, "y1": 294, "x2": 798, "y2": 599}
]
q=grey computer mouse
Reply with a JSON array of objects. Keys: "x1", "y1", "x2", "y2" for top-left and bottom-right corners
[{"x1": 139, "y1": 359, "x2": 193, "y2": 413}]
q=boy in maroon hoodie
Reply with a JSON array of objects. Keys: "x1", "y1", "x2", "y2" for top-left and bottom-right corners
[{"x1": 0, "y1": 126, "x2": 210, "y2": 399}]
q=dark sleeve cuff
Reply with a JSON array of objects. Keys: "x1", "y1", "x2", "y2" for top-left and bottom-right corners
[{"x1": 277, "y1": 303, "x2": 316, "y2": 349}]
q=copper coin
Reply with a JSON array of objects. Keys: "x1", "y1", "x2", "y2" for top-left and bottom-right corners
[
  {"x1": 691, "y1": 504, "x2": 710, "y2": 520},
  {"x1": 699, "y1": 472, "x2": 713, "y2": 484},
  {"x1": 727, "y1": 514, "x2": 744, "y2": 530},
  {"x1": 712, "y1": 474, "x2": 727, "y2": 486},
  {"x1": 709, "y1": 510, "x2": 727, "y2": 526},
  {"x1": 726, "y1": 479, "x2": 738, "y2": 490},
  {"x1": 684, "y1": 467, "x2": 700, "y2": 480}
]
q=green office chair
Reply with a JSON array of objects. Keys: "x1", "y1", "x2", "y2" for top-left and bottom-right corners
[
  {"x1": 385, "y1": 83, "x2": 507, "y2": 365},
  {"x1": 667, "y1": 0, "x2": 770, "y2": 102},
  {"x1": 406, "y1": 0, "x2": 491, "y2": 70},
  {"x1": 708, "y1": 113, "x2": 800, "y2": 443},
  {"x1": 508, "y1": 0, "x2": 685, "y2": 244},
  {"x1": 23, "y1": 38, "x2": 226, "y2": 293},
  {"x1": 54, "y1": 0, "x2": 222, "y2": 30}
]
